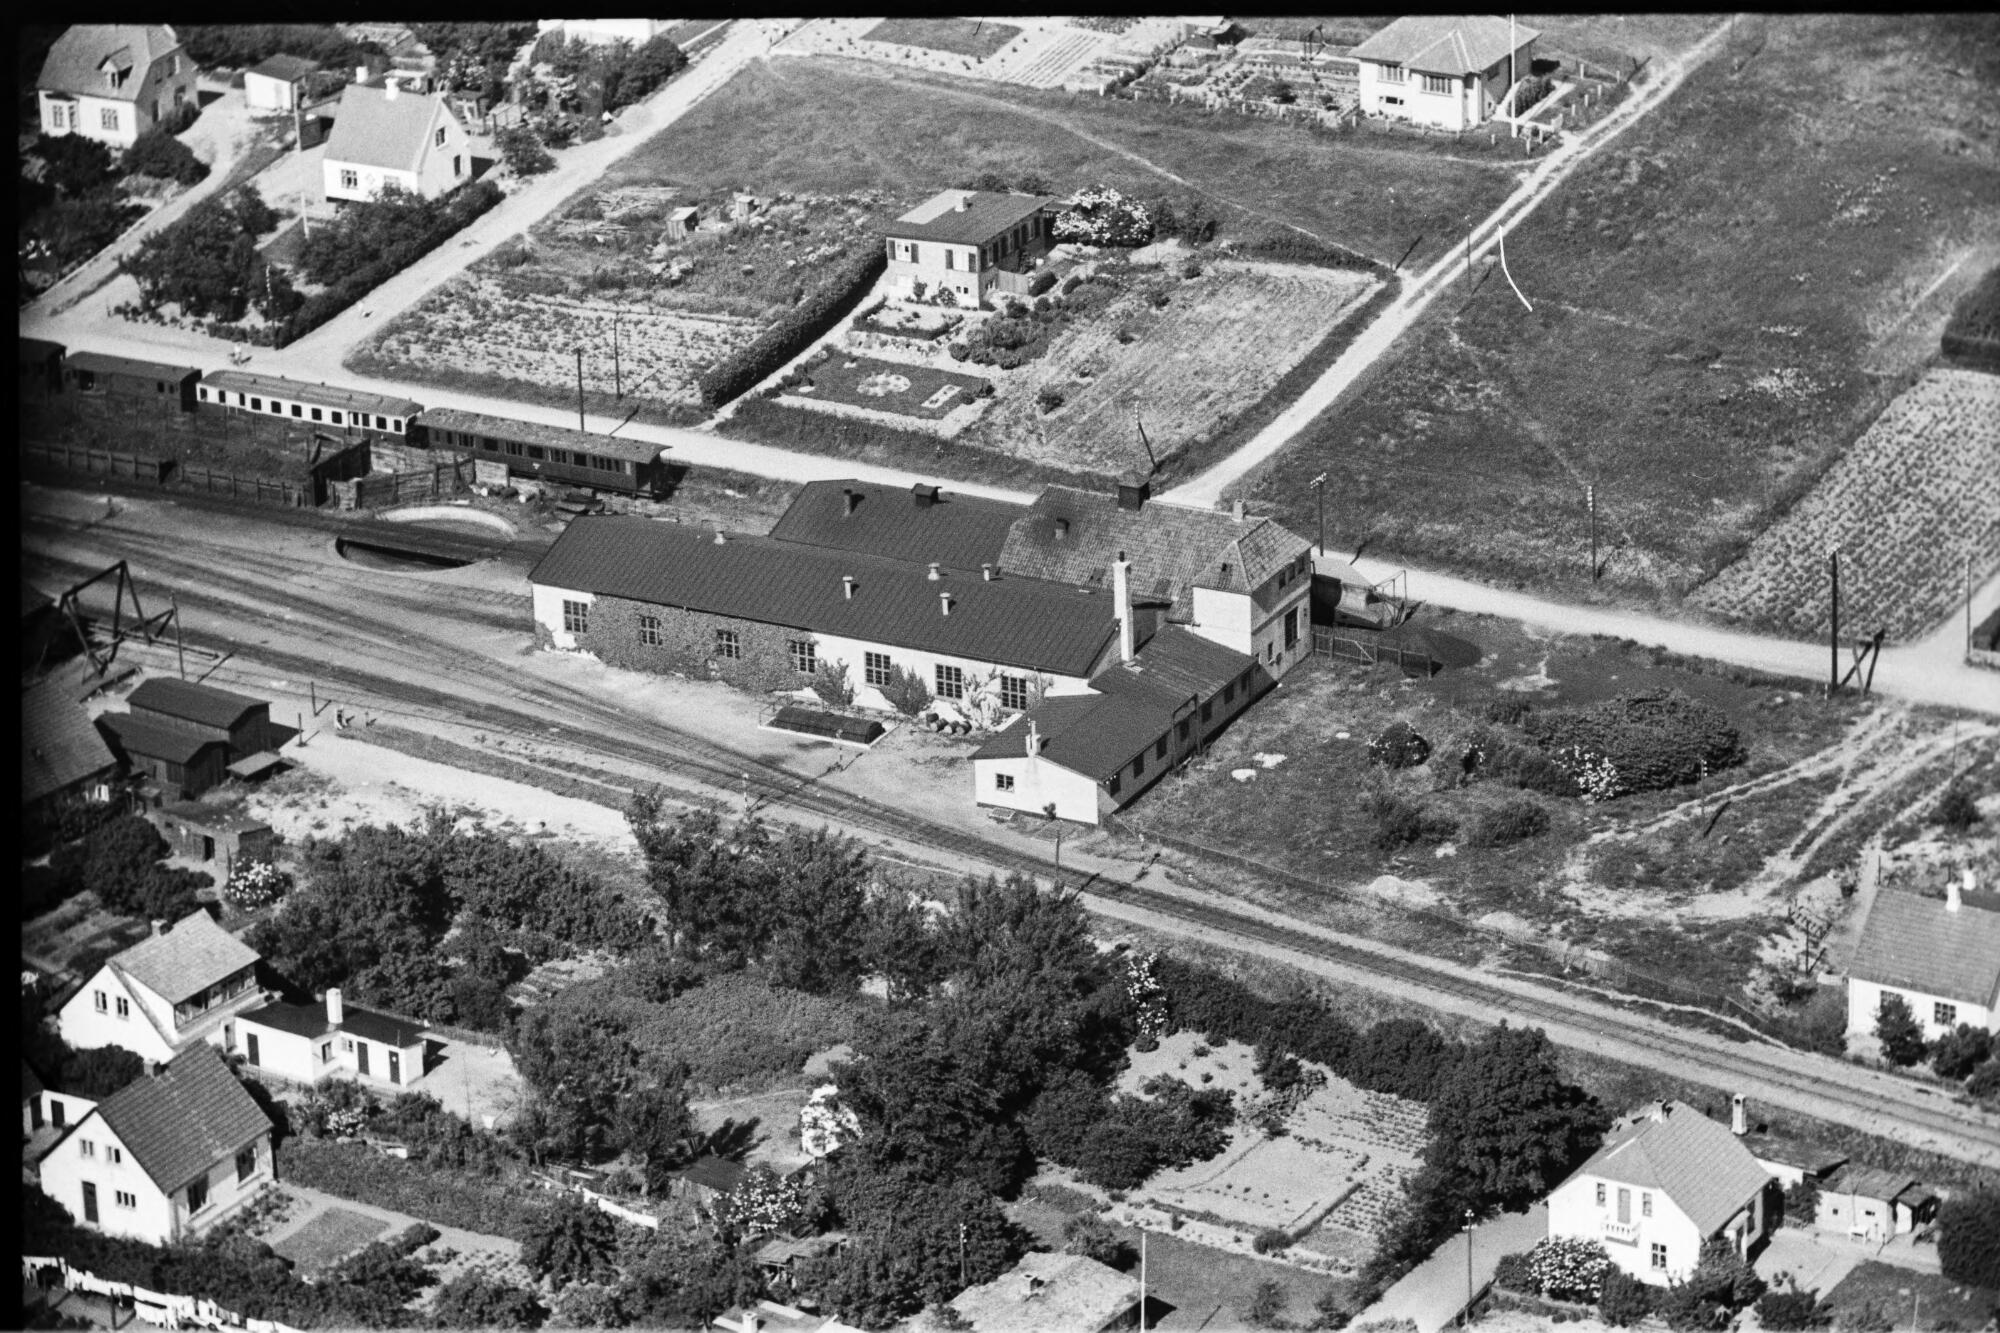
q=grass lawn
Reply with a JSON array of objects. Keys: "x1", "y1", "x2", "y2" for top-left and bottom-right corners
[
  {"x1": 270, "y1": 1206, "x2": 389, "y2": 1275},
  {"x1": 784, "y1": 352, "x2": 989, "y2": 421},
  {"x1": 1824, "y1": 1260, "x2": 2000, "y2": 1331},
  {"x1": 865, "y1": 18, "x2": 1021, "y2": 59},
  {"x1": 1239, "y1": 13, "x2": 2000, "y2": 624}
]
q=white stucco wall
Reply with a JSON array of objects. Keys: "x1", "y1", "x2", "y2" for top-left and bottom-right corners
[
  {"x1": 243, "y1": 71, "x2": 298, "y2": 112},
  {"x1": 1547, "y1": 1175, "x2": 1703, "y2": 1285},
  {"x1": 1847, "y1": 976, "x2": 1997, "y2": 1042},
  {"x1": 39, "y1": 1117, "x2": 176, "y2": 1245},
  {"x1": 60, "y1": 971, "x2": 176, "y2": 1066},
  {"x1": 811, "y1": 630, "x2": 1093, "y2": 721},
  {"x1": 534, "y1": 585, "x2": 593, "y2": 651},
  {"x1": 240, "y1": 1022, "x2": 333, "y2": 1085},
  {"x1": 972, "y1": 745, "x2": 1104, "y2": 825}
]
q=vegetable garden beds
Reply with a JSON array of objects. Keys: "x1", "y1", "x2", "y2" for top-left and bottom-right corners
[{"x1": 781, "y1": 353, "x2": 990, "y2": 421}]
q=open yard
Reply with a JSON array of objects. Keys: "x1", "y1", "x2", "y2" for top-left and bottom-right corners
[
  {"x1": 268, "y1": 1206, "x2": 391, "y2": 1276},
  {"x1": 782, "y1": 352, "x2": 990, "y2": 423},
  {"x1": 1238, "y1": 12, "x2": 2000, "y2": 627},
  {"x1": 1823, "y1": 1260, "x2": 2000, "y2": 1332},
  {"x1": 864, "y1": 18, "x2": 1021, "y2": 60}
]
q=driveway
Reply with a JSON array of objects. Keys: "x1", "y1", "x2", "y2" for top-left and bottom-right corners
[{"x1": 1356, "y1": 1205, "x2": 1549, "y2": 1333}]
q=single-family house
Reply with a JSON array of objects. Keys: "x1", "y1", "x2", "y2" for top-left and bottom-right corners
[
  {"x1": 711, "y1": 1299, "x2": 866, "y2": 1333},
  {"x1": 883, "y1": 189, "x2": 1062, "y2": 308},
  {"x1": 148, "y1": 802, "x2": 277, "y2": 885},
  {"x1": 243, "y1": 54, "x2": 320, "y2": 113},
  {"x1": 1815, "y1": 1167, "x2": 1939, "y2": 1242},
  {"x1": 948, "y1": 1251, "x2": 1142, "y2": 1333},
  {"x1": 234, "y1": 988, "x2": 428, "y2": 1089},
  {"x1": 58, "y1": 912, "x2": 266, "y2": 1066},
  {"x1": 22, "y1": 675, "x2": 121, "y2": 815},
  {"x1": 36, "y1": 1044, "x2": 273, "y2": 1246},
  {"x1": 36, "y1": 25, "x2": 196, "y2": 148},
  {"x1": 1351, "y1": 15, "x2": 1537, "y2": 132},
  {"x1": 1847, "y1": 876, "x2": 2000, "y2": 1042},
  {"x1": 322, "y1": 82, "x2": 471, "y2": 203},
  {"x1": 1545, "y1": 1101, "x2": 1777, "y2": 1285}
]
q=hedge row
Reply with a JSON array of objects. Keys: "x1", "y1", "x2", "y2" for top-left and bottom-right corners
[
  {"x1": 698, "y1": 244, "x2": 887, "y2": 407},
  {"x1": 270, "y1": 180, "x2": 503, "y2": 348},
  {"x1": 1229, "y1": 229, "x2": 1385, "y2": 273},
  {"x1": 1521, "y1": 689, "x2": 1744, "y2": 798},
  {"x1": 279, "y1": 1137, "x2": 552, "y2": 1242}
]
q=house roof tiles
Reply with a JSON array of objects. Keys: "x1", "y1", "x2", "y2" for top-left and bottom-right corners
[
  {"x1": 1089, "y1": 625, "x2": 1252, "y2": 713},
  {"x1": 1849, "y1": 888, "x2": 2000, "y2": 1008},
  {"x1": 107, "y1": 911, "x2": 260, "y2": 1006},
  {"x1": 767, "y1": 479, "x2": 1025, "y2": 573},
  {"x1": 94, "y1": 1045, "x2": 270, "y2": 1194},
  {"x1": 98, "y1": 711, "x2": 230, "y2": 767},
  {"x1": 248, "y1": 54, "x2": 319, "y2": 83},
  {"x1": 677, "y1": 1155, "x2": 749, "y2": 1193},
  {"x1": 531, "y1": 516, "x2": 1118, "y2": 678},
  {"x1": 1823, "y1": 1166, "x2": 1918, "y2": 1203},
  {"x1": 64, "y1": 350, "x2": 202, "y2": 382},
  {"x1": 1350, "y1": 15, "x2": 1538, "y2": 76},
  {"x1": 949, "y1": 1251, "x2": 1141, "y2": 1333},
  {"x1": 323, "y1": 83, "x2": 457, "y2": 175},
  {"x1": 38, "y1": 26, "x2": 184, "y2": 102},
  {"x1": 241, "y1": 999, "x2": 425, "y2": 1048},
  {"x1": 1567, "y1": 1101, "x2": 1771, "y2": 1237},
  {"x1": 888, "y1": 190, "x2": 1060, "y2": 247},
  {"x1": 22, "y1": 675, "x2": 119, "y2": 806}
]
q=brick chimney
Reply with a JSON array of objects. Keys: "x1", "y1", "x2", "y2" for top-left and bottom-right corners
[
  {"x1": 928, "y1": 562, "x2": 942, "y2": 581},
  {"x1": 1231, "y1": 498, "x2": 1246, "y2": 522},
  {"x1": 912, "y1": 483, "x2": 939, "y2": 509},
  {"x1": 383, "y1": 78, "x2": 399, "y2": 101},
  {"x1": 713, "y1": 531, "x2": 726, "y2": 545},
  {"x1": 1948, "y1": 870, "x2": 1966, "y2": 912},
  {"x1": 1026, "y1": 719, "x2": 1041, "y2": 756},
  {"x1": 327, "y1": 987, "x2": 344, "y2": 1026},
  {"x1": 1730, "y1": 1093, "x2": 1746, "y2": 1136},
  {"x1": 150, "y1": 919, "x2": 168, "y2": 937},
  {"x1": 1113, "y1": 551, "x2": 1134, "y2": 664},
  {"x1": 1054, "y1": 518, "x2": 1069, "y2": 539},
  {"x1": 940, "y1": 592, "x2": 953, "y2": 616},
  {"x1": 842, "y1": 487, "x2": 861, "y2": 517},
  {"x1": 982, "y1": 563, "x2": 995, "y2": 581},
  {"x1": 956, "y1": 193, "x2": 973, "y2": 211}
]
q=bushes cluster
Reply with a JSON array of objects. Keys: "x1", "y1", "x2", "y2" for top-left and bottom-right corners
[
  {"x1": 1597, "y1": 1268, "x2": 1654, "y2": 1326},
  {"x1": 1368, "y1": 791, "x2": 1457, "y2": 853},
  {"x1": 1368, "y1": 721, "x2": 1431, "y2": 769},
  {"x1": 1653, "y1": 1242, "x2": 1765, "y2": 1329},
  {"x1": 1939, "y1": 1187, "x2": 2000, "y2": 1287},
  {"x1": 1463, "y1": 797, "x2": 1551, "y2": 848},
  {"x1": 528, "y1": 31, "x2": 688, "y2": 116},
  {"x1": 124, "y1": 128, "x2": 208, "y2": 186},
  {"x1": 1931, "y1": 782, "x2": 1984, "y2": 833},
  {"x1": 496, "y1": 125, "x2": 556, "y2": 177},
  {"x1": 1062, "y1": 1077, "x2": 1236, "y2": 1190},
  {"x1": 1753, "y1": 1288, "x2": 1826, "y2": 1331},
  {"x1": 182, "y1": 24, "x2": 377, "y2": 70},
  {"x1": 1521, "y1": 689, "x2": 1744, "y2": 799},
  {"x1": 280, "y1": 1137, "x2": 551, "y2": 1242},
  {"x1": 42, "y1": 814, "x2": 207, "y2": 923},
  {"x1": 1052, "y1": 186, "x2": 1153, "y2": 248},
  {"x1": 696, "y1": 245, "x2": 886, "y2": 406},
  {"x1": 1525, "y1": 1236, "x2": 1613, "y2": 1303},
  {"x1": 1230, "y1": 231, "x2": 1381, "y2": 272}
]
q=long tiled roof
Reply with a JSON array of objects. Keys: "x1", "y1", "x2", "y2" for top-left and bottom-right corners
[
  {"x1": 1567, "y1": 1102, "x2": 1770, "y2": 1237},
  {"x1": 128, "y1": 677, "x2": 266, "y2": 731},
  {"x1": 1089, "y1": 625, "x2": 1252, "y2": 712},
  {"x1": 99, "y1": 712, "x2": 229, "y2": 766},
  {"x1": 323, "y1": 83, "x2": 457, "y2": 174},
  {"x1": 767, "y1": 479, "x2": 1025, "y2": 573},
  {"x1": 971, "y1": 692, "x2": 1166, "y2": 784},
  {"x1": 23, "y1": 676, "x2": 119, "y2": 806},
  {"x1": 108, "y1": 911, "x2": 259, "y2": 1005},
  {"x1": 1350, "y1": 15, "x2": 1538, "y2": 75},
  {"x1": 888, "y1": 190, "x2": 1060, "y2": 246},
  {"x1": 1850, "y1": 889, "x2": 2000, "y2": 1008},
  {"x1": 532, "y1": 517, "x2": 1118, "y2": 678},
  {"x1": 242, "y1": 999, "x2": 425, "y2": 1048},
  {"x1": 65, "y1": 350, "x2": 202, "y2": 381},
  {"x1": 94, "y1": 1045, "x2": 269, "y2": 1194},
  {"x1": 417, "y1": 407, "x2": 664, "y2": 465},
  {"x1": 200, "y1": 370, "x2": 423, "y2": 419},
  {"x1": 38, "y1": 26, "x2": 183, "y2": 102}
]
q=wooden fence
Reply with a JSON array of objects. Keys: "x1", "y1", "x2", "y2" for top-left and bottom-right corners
[
  {"x1": 329, "y1": 459, "x2": 471, "y2": 510},
  {"x1": 1312, "y1": 626, "x2": 1439, "y2": 676},
  {"x1": 23, "y1": 441, "x2": 174, "y2": 483},
  {"x1": 177, "y1": 465, "x2": 311, "y2": 508}
]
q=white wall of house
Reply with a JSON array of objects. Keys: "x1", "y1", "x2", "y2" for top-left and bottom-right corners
[
  {"x1": 323, "y1": 102, "x2": 470, "y2": 203},
  {"x1": 25, "y1": 1089, "x2": 99, "y2": 1140},
  {"x1": 60, "y1": 970, "x2": 177, "y2": 1065},
  {"x1": 1846, "y1": 976, "x2": 1997, "y2": 1042},
  {"x1": 1547, "y1": 1174, "x2": 1705, "y2": 1286},
  {"x1": 38, "y1": 48, "x2": 195, "y2": 149},
  {"x1": 240, "y1": 1022, "x2": 336, "y2": 1085},
  {"x1": 1189, "y1": 580, "x2": 1311, "y2": 678},
  {"x1": 534, "y1": 585, "x2": 594, "y2": 651},
  {"x1": 1818, "y1": 1187, "x2": 1916, "y2": 1240},
  {"x1": 243, "y1": 72, "x2": 299, "y2": 112},
  {"x1": 972, "y1": 747, "x2": 1103, "y2": 825},
  {"x1": 1357, "y1": 44, "x2": 1533, "y2": 132},
  {"x1": 810, "y1": 629, "x2": 1095, "y2": 721},
  {"x1": 39, "y1": 1117, "x2": 177, "y2": 1244}
]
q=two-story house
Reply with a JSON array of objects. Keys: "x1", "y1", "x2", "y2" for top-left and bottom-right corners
[
  {"x1": 36, "y1": 25, "x2": 196, "y2": 149},
  {"x1": 236, "y1": 988, "x2": 429, "y2": 1090},
  {"x1": 322, "y1": 81, "x2": 471, "y2": 203},
  {"x1": 1847, "y1": 875, "x2": 2000, "y2": 1044},
  {"x1": 1545, "y1": 1101, "x2": 1777, "y2": 1285},
  {"x1": 883, "y1": 189, "x2": 1061, "y2": 308},
  {"x1": 1351, "y1": 15, "x2": 1538, "y2": 133},
  {"x1": 36, "y1": 1045, "x2": 273, "y2": 1246},
  {"x1": 58, "y1": 912, "x2": 266, "y2": 1066}
]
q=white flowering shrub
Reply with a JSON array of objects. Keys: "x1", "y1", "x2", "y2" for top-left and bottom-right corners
[
  {"x1": 1558, "y1": 746, "x2": 1621, "y2": 803},
  {"x1": 226, "y1": 859, "x2": 290, "y2": 910},
  {"x1": 1053, "y1": 186, "x2": 1153, "y2": 248},
  {"x1": 1124, "y1": 951, "x2": 1169, "y2": 1040},
  {"x1": 1527, "y1": 1235, "x2": 1614, "y2": 1303},
  {"x1": 717, "y1": 1164, "x2": 810, "y2": 1239},
  {"x1": 799, "y1": 1083, "x2": 861, "y2": 1159},
  {"x1": 325, "y1": 1106, "x2": 372, "y2": 1139}
]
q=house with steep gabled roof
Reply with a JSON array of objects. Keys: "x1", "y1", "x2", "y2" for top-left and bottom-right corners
[
  {"x1": 1847, "y1": 875, "x2": 2000, "y2": 1043},
  {"x1": 36, "y1": 1045, "x2": 273, "y2": 1245},
  {"x1": 58, "y1": 912, "x2": 266, "y2": 1067},
  {"x1": 1351, "y1": 15, "x2": 1538, "y2": 131},
  {"x1": 1545, "y1": 1100, "x2": 1777, "y2": 1285},
  {"x1": 36, "y1": 25, "x2": 196, "y2": 148},
  {"x1": 22, "y1": 675, "x2": 120, "y2": 813},
  {"x1": 322, "y1": 81, "x2": 471, "y2": 202}
]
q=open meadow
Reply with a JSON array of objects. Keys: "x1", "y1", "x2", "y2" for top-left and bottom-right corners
[{"x1": 1238, "y1": 12, "x2": 2000, "y2": 632}]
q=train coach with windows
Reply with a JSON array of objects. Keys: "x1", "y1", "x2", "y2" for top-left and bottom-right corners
[
  {"x1": 409, "y1": 406, "x2": 671, "y2": 499},
  {"x1": 195, "y1": 370, "x2": 422, "y2": 447}
]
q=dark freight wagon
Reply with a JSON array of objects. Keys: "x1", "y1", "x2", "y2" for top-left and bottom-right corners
[
  {"x1": 411, "y1": 406, "x2": 671, "y2": 499},
  {"x1": 63, "y1": 351, "x2": 202, "y2": 411}
]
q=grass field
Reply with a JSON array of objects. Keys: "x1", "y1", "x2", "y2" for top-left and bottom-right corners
[
  {"x1": 270, "y1": 1207, "x2": 389, "y2": 1275},
  {"x1": 865, "y1": 18, "x2": 1020, "y2": 59},
  {"x1": 1824, "y1": 1261, "x2": 2000, "y2": 1331},
  {"x1": 1237, "y1": 13, "x2": 2000, "y2": 623}
]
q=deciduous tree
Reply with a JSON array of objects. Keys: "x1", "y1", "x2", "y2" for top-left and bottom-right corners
[{"x1": 1874, "y1": 992, "x2": 1928, "y2": 1067}]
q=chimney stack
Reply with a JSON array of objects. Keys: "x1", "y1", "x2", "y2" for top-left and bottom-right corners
[
  {"x1": 1027, "y1": 720, "x2": 1041, "y2": 756},
  {"x1": 912, "y1": 483, "x2": 939, "y2": 509},
  {"x1": 1730, "y1": 1093, "x2": 1746, "y2": 1136},
  {"x1": 1113, "y1": 551, "x2": 1135, "y2": 664},
  {"x1": 842, "y1": 487, "x2": 861, "y2": 517},
  {"x1": 713, "y1": 530, "x2": 727, "y2": 545},
  {"x1": 1054, "y1": 518, "x2": 1069, "y2": 540},
  {"x1": 151, "y1": 919, "x2": 168, "y2": 937},
  {"x1": 957, "y1": 193, "x2": 973, "y2": 211},
  {"x1": 842, "y1": 576, "x2": 856, "y2": 600},
  {"x1": 384, "y1": 77, "x2": 399, "y2": 101},
  {"x1": 1231, "y1": 498, "x2": 1246, "y2": 522},
  {"x1": 327, "y1": 987, "x2": 344, "y2": 1026},
  {"x1": 928, "y1": 562, "x2": 942, "y2": 581},
  {"x1": 982, "y1": 563, "x2": 995, "y2": 582},
  {"x1": 940, "y1": 592, "x2": 953, "y2": 616},
  {"x1": 1116, "y1": 471, "x2": 1150, "y2": 512},
  {"x1": 356, "y1": 64, "x2": 370, "y2": 84},
  {"x1": 1948, "y1": 870, "x2": 1967, "y2": 912}
]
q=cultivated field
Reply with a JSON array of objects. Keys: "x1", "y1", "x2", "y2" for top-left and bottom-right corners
[
  {"x1": 865, "y1": 17, "x2": 1021, "y2": 59},
  {"x1": 1239, "y1": 12, "x2": 2000, "y2": 620},
  {"x1": 1691, "y1": 367, "x2": 2000, "y2": 642}
]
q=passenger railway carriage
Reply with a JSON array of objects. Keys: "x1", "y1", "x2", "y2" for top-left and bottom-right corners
[
  {"x1": 410, "y1": 406, "x2": 671, "y2": 498},
  {"x1": 196, "y1": 370, "x2": 422, "y2": 447}
]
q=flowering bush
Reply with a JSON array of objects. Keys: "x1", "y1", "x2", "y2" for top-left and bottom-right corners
[
  {"x1": 1054, "y1": 187, "x2": 1153, "y2": 248},
  {"x1": 1368, "y1": 721, "x2": 1431, "y2": 769},
  {"x1": 226, "y1": 859, "x2": 290, "y2": 910},
  {"x1": 716, "y1": 1164, "x2": 813, "y2": 1240},
  {"x1": 1526, "y1": 1235, "x2": 1614, "y2": 1303},
  {"x1": 800, "y1": 1083, "x2": 861, "y2": 1159},
  {"x1": 1558, "y1": 747, "x2": 1621, "y2": 803},
  {"x1": 1124, "y1": 952, "x2": 1168, "y2": 1039}
]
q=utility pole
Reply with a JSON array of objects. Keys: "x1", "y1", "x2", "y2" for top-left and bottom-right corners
[
  {"x1": 1463, "y1": 1208, "x2": 1476, "y2": 1325},
  {"x1": 1588, "y1": 482, "x2": 1598, "y2": 582},
  {"x1": 172, "y1": 595, "x2": 185, "y2": 680},
  {"x1": 1310, "y1": 472, "x2": 1328, "y2": 559},
  {"x1": 1967, "y1": 551, "x2": 1975, "y2": 655},
  {"x1": 1509, "y1": 13, "x2": 1518, "y2": 138},
  {"x1": 294, "y1": 89, "x2": 312, "y2": 241},
  {"x1": 1828, "y1": 551, "x2": 1841, "y2": 699},
  {"x1": 1140, "y1": 1228, "x2": 1148, "y2": 1332},
  {"x1": 575, "y1": 347, "x2": 586, "y2": 432},
  {"x1": 612, "y1": 306, "x2": 622, "y2": 401}
]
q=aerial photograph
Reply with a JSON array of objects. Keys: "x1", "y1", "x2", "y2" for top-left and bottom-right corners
[{"x1": 15, "y1": 14, "x2": 2000, "y2": 1333}]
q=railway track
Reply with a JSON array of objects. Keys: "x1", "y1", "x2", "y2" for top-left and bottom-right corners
[{"x1": 25, "y1": 515, "x2": 2000, "y2": 1166}]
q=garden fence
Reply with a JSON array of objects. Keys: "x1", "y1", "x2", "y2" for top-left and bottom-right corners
[
  {"x1": 329, "y1": 459, "x2": 472, "y2": 510},
  {"x1": 176, "y1": 466, "x2": 312, "y2": 508},
  {"x1": 528, "y1": 1172, "x2": 664, "y2": 1231},
  {"x1": 23, "y1": 441, "x2": 175, "y2": 484},
  {"x1": 1312, "y1": 627, "x2": 1439, "y2": 676},
  {"x1": 21, "y1": 1253, "x2": 308, "y2": 1333}
]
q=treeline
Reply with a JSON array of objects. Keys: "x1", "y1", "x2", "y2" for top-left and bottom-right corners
[{"x1": 181, "y1": 24, "x2": 380, "y2": 71}]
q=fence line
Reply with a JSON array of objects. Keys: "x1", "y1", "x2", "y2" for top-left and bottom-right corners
[
  {"x1": 528, "y1": 1172, "x2": 664, "y2": 1231},
  {"x1": 23, "y1": 441, "x2": 175, "y2": 484},
  {"x1": 1312, "y1": 626, "x2": 1439, "y2": 675}
]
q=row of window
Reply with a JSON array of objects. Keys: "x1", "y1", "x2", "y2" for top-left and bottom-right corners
[
  {"x1": 889, "y1": 215, "x2": 1046, "y2": 273},
  {"x1": 1594, "y1": 1183, "x2": 1655, "y2": 1216},
  {"x1": 92, "y1": 990, "x2": 131, "y2": 1019},
  {"x1": 438, "y1": 429, "x2": 635, "y2": 474},
  {"x1": 1373, "y1": 64, "x2": 1460, "y2": 95},
  {"x1": 198, "y1": 386, "x2": 404, "y2": 432},
  {"x1": 77, "y1": 1139, "x2": 123, "y2": 1165}
]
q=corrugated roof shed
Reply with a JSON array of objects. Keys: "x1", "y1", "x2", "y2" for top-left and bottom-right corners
[
  {"x1": 767, "y1": 479, "x2": 1025, "y2": 573},
  {"x1": 107, "y1": 911, "x2": 260, "y2": 1005},
  {"x1": 98, "y1": 711, "x2": 230, "y2": 767},
  {"x1": 532, "y1": 517, "x2": 1118, "y2": 678},
  {"x1": 1824, "y1": 1166, "x2": 1918, "y2": 1203},
  {"x1": 94, "y1": 1045, "x2": 270, "y2": 1194},
  {"x1": 418, "y1": 406, "x2": 665, "y2": 464},
  {"x1": 1350, "y1": 15, "x2": 1538, "y2": 75},
  {"x1": 322, "y1": 83, "x2": 458, "y2": 174},
  {"x1": 248, "y1": 54, "x2": 319, "y2": 83},
  {"x1": 65, "y1": 350, "x2": 202, "y2": 381},
  {"x1": 1567, "y1": 1102, "x2": 1771, "y2": 1237},
  {"x1": 37, "y1": 25, "x2": 183, "y2": 101},
  {"x1": 1850, "y1": 889, "x2": 2000, "y2": 1008},
  {"x1": 200, "y1": 369, "x2": 423, "y2": 419},
  {"x1": 22, "y1": 675, "x2": 119, "y2": 806},
  {"x1": 888, "y1": 190, "x2": 1059, "y2": 246}
]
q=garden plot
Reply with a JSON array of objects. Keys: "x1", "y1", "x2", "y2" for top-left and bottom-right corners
[
  {"x1": 962, "y1": 258, "x2": 1380, "y2": 475},
  {"x1": 781, "y1": 352, "x2": 990, "y2": 425},
  {"x1": 1690, "y1": 367, "x2": 2000, "y2": 643},
  {"x1": 1118, "y1": 1032, "x2": 1426, "y2": 1248},
  {"x1": 783, "y1": 17, "x2": 1110, "y2": 89}
]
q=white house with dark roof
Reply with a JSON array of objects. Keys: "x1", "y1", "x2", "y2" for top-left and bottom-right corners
[
  {"x1": 36, "y1": 25, "x2": 195, "y2": 148},
  {"x1": 1545, "y1": 1101, "x2": 1777, "y2": 1285},
  {"x1": 322, "y1": 81, "x2": 471, "y2": 202},
  {"x1": 58, "y1": 912, "x2": 266, "y2": 1066},
  {"x1": 36, "y1": 1044, "x2": 273, "y2": 1246},
  {"x1": 883, "y1": 189, "x2": 1062, "y2": 308},
  {"x1": 236, "y1": 987, "x2": 428, "y2": 1089},
  {"x1": 243, "y1": 54, "x2": 320, "y2": 113},
  {"x1": 1847, "y1": 876, "x2": 2000, "y2": 1043},
  {"x1": 1351, "y1": 15, "x2": 1537, "y2": 131}
]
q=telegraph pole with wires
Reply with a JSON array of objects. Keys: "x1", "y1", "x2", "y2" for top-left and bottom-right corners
[
  {"x1": 1828, "y1": 551, "x2": 1841, "y2": 699},
  {"x1": 1588, "y1": 482, "x2": 1598, "y2": 582},
  {"x1": 1310, "y1": 471, "x2": 1328, "y2": 559},
  {"x1": 575, "y1": 347, "x2": 586, "y2": 432}
]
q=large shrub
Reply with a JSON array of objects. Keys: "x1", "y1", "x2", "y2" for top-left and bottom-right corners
[
  {"x1": 1932, "y1": 1024, "x2": 1994, "y2": 1080},
  {"x1": 1597, "y1": 1268, "x2": 1654, "y2": 1327},
  {"x1": 1463, "y1": 797, "x2": 1550, "y2": 848},
  {"x1": 697, "y1": 245, "x2": 886, "y2": 407},
  {"x1": 1524, "y1": 689, "x2": 1744, "y2": 799},
  {"x1": 1052, "y1": 186, "x2": 1152, "y2": 247},
  {"x1": 1874, "y1": 992, "x2": 1929, "y2": 1067},
  {"x1": 1526, "y1": 1236, "x2": 1613, "y2": 1303},
  {"x1": 124, "y1": 128, "x2": 208, "y2": 186},
  {"x1": 1368, "y1": 791, "x2": 1456, "y2": 853},
  {"x1": 1931, "y1": 782, "x2": 1984, "y2": 833},
  {"x1": 1367, "y1": 721, "x2": 1431, "y2": 769},
  {"x1": 1755, "y1": 1287, "x2": 1828, "y2": 1330},
  {"x1": 1939, "y1": 1187, "x2": 2000, "y2": 1287}
]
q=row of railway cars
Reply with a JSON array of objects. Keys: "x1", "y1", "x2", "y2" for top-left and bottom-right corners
[{"x1": 18, "y1": 339, "x2": 675, "y2": 499}]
